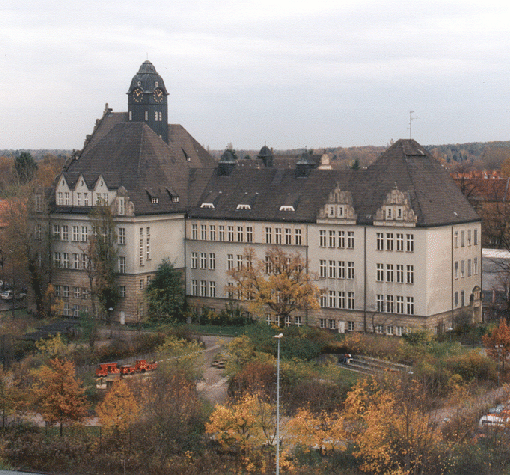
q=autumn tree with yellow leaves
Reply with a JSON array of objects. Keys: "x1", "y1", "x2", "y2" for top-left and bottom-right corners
[
  {"x1": 31, "y1": 358, "x2": 88, "y2": 436},
  {"x1": 227, "y1": 247, "x2": 320, "y2": 327},
  {"x1": 343, "y1": 377, "x2": 444, "y2": 475},
  {"x1": 97, "y1": 379, "x2": 139, "y2": 434},
  {"x1": 482, "y1": 318, "x2": 510, "y2": 374}
]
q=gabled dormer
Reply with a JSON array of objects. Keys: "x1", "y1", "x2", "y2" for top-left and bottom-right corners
[
  {"x1": 73, "y1": 175, "x2": 91, "y2": 207},
  {"x1": 93, "y1": 175, "x2": 110, "y2": 206},
  {"x1": 373, "y1": 187, "x2": 417, "y2": 227},
  {"x1": 113, "y1": 186, "x2": 134, "y2": 216},
  {"x1": 55, "y1": 175, "x2": 71, "y2": 206},
  {"x1": 317, "y1": 185, "x2": 356, "y2": 224}
]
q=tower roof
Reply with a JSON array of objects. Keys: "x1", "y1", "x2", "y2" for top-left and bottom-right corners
[{"x1": 128, "y1": 60, "x2": 168, "y2": 94}]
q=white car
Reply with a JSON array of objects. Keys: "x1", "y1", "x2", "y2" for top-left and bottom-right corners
[
  {"x1": 479, "y1": 405, "x2": 510, "y2": 428},
  {"x1": 0, "y1": 290, "x2": 13, "y2": 301}
]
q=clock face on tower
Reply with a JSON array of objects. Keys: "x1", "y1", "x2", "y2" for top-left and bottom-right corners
[
  {"x1": 153, "y1": 88, "x2": 164, "y2": 102},
  {"x1": 133, "y1": 88, "x2": 143, "y2": 102}
]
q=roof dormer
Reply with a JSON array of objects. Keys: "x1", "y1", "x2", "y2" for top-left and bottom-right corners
[
  {"x1": 373, "y1": 187, "x2": 417, "y2": 227},
  {"x1": 317, "y1": 184, "x2": 356, "y2": 224}
]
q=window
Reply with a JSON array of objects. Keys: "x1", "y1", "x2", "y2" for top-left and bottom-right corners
[
  {"x1": 454, "y1": 231, "x2": 458, "y2": 248},
  {"x1": 467, "y1": 230, "x2": 472, "y2": 246},
  {"x1": 461, "y1": 230, "x2": 465, "y2": 247},
  {"x1": 266, "y1": 313, "x2": 272, "y2": 325},
  {"x1": 396, "y1": 233, "x2": 404, "y2": 251},
  {"x1": 72, "y1": 226, "x2": 79, "y2": 242},
  {"x1": 74, "y1": 287, "x2": 80, "y2": 298},
  {"x1": 338, "y1": 230, "x2": 345, "y2": 248},
  {"x1": 377, "y1": 263, "x2": 384, "y2": 282},
  {"x1": 319, "y1": 260, "x2": 326, "y2": 278},
  {"x1": 406, "y1": 297, "x2": 415, "y2": 315},
  {"x1": 386, "y1": 325, "x2": 394, "y2": 335},
  {"x1": 265, "y1": 256, "x2": 272, "y2": 274},
  {"x1": 455, "y1": 261, "x2": 459, "y2": 279},
  {"x1": 377, "y1": 233, "x2": 384, "y2": 251},
  {"x1": 73, "y1": 253, "x2": 80, "y2": 269},
  {"x1": 81, "y1": 254, "x2": 87, "y2": 270},
  {"x1": 118, "y1": 227, "x2": 125, "y2": 245},
  {"x1": 386, "y1": 264, "x2": 394, "y2": 282},
  {"x1": 61, "y1": 225, "x2": 69, "y2": 241},
  {"x1": 396, "y1": 326, "x2": 404, "y2": 337},
  {"x1": 376, "y1": 324, "x2": 384, "y2": 334},
  {"x1": 35, "y1": 223, "x2": 42, "y2": 240},
  {"x1": 328, "y1": 291, "x2": 336, "y2": 308},
  {"x1": 209, "y1": 225, "x2": 216, "y2": 241},
  {"x1": 275, "y1": 228, "x2": 282, "y2": 244},
  {"x1": 119, "y1": 256, "x2": 126, "y2": 274},
  {"x1": 63, "y1": 302, "x2": 70, "y2": 316},
  {"x1": 347, "y1": 321, "x2": 355, "y2": 332},
  {"x1": 338, "y1": 261, "x2": 345, "y2": 279},
  {"x1": 406, "y1": 265, "x2": 414, "y2": 284},
  {"x1": 209, "y1": 281, "x2": 216, "y2": 298},
  {"x1": 328, "y1": 319, "x2": 336, "y2": 330},
  {"x1": 62, "y1": 253, "x2": 69, "y2": 268},
  {"x1": 328, "y1": 260, "x2": 336, "y2": 279},
  {"x1": 320, "y1": 318, "x2": 326, "y2": 329},
  {"x1": 396, "y1": 296, "x2": 404, "y2": 313},
  {"x1": 347, "y1": 262, "x2": 355, "y2": 279},
  {"x1": 191, "y1": 224, "x2": 198, "y2": 240},
  {"x1": 227, "y1": 283, "x2": 234, "y2": 299},
  {"x1": 63, "y1": 286, "x2": 69, "y2": 298},
  {"x1": 209, "y1": 253, "x2": 216, "y2": 270},
  {"x1": 467, "y1": 259, "x2": 472, "y2": 277},
  {"x1": 348, "y1": 292, "x2": 354, "y2": 309},
  {"x1": 319, "y1": 230, "x2": 326, "y2": 247},
  {"x1": 200, "y1": 252, "x2": 207, "y2": 269},
  {"x1": 406, "y1": 234, "x2": 414, "y2": 252},
  {"x1": 53, "y1": 252, "x2": 61, "y2": 267},
  {"x1": 191, "y1": 280, "x2": 198, "y2": 296},
  {"x1": 146, "y1": 227, "x2": 151, "y2": 260},
  {"x1": 474, "y1": 229, "x2": 478, "y2": 245},
  {"x1": 320, "y1": 294, "x2": 327, "y2": 308},
  {"x1": 329, "y1": 230, "x2": 336, "y2": 248},
  {"x1": 347, "y1": 231, "x2": 354, "y2": 249},
  {"x1": 140, "y1": 279, "x2": 144, "y2": 290},
  {"x1": 386, "y1": 233, "x2": 394, "y2": 251},
  {"x1": 461, "y1": 291, "x2": 465, "y2": 307},
  {"x1": 200, "y1": 280, "x2": 207, "y2": 297},
  {"x1": 396, "y1": 264, "x2": 404, "y2": 283},
  {"x1": 200, "y1": 224, "x2": 207, "y2": 240},
  {"x1": 84, "y1": 193, "x2": 89, "y2": 206},
  {"x1": 474, "y1": 257, "x2": 478, "y2": 275},
  {"x1": 386, "y1": 295, "x2": 394, "y2": 313},
  {"x1": 81, "y1": 226, "x2": 88, "y2": 242},
  {"x1": 285, "y1": 316, "x2": 292, "y2": 327},
  {"x1": 65, "y1": 192, "x2": 70, "y2": 205},
  {"x1": 377, "y1": 294, "x2": 384, "y2": 312},
  {"x1": 228, "y1": 226, "x2": 234, "y2": 242},
  {"x1": 237, "y1": 254, "x2": 243, "y2": 270},
  {"x1": 247, "y1": 226, "x2": 253, "y2": 243},
  {"x1": 57, "y1": 192, "x2": 63, "y2": 205},
  {"x1": 119, "y1": 286, "x2": 126, "y2": 298},
  {"x1": 461, "y1": 260, "x2": 465, "y2": 278},
  {"x1": 338, "y1": 291, "x2": 346, "y2": 309},
  {"x1": 295, "y1": 316, "x2": 302, "y2": 326},
  {"x1": 285, "y1": 228, "x2": 292, "y2": 245},
  {"x1": 139, "y1": 228, "x2": 144, "y2": 266},
  {"x1": 237, "y1": 226, "x2": 244, "y2": 242},
  {"x1": 295, "y1": 229, "x2": 302, "y2": 245},
  {"x1": 265, "y1": 227, "x2": 272, "y2": 244},
  {"x1": 227, "y1": 254, "x2": 233, "y2": 270},
  {"x1": 454, "y1": 291, "x2": 459, "y2": 307},
  {"x1": 219, "y1": 225, "x2": 225, "y2": 241},
  {"x1": 191, "y1": 252, "x2": 198, "y2": 269}
]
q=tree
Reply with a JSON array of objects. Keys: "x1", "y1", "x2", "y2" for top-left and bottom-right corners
[
  {"x1": 97, "y1": 379, "x2": 139, "y2": 434},
  {"x1": 31, "y1": 358, "x2": 88, "y2": 436},
  {"x1": 227, "y1": 247, "x2": 320, "y2": 327},
  {"x1": 482, "y1": 319, "x2": 510, "y2": 373},
  {"x1": 146, "y1": 259, "x2": 185, "y2": 322},
  {"x1": 15, "y1": 152, "x2": 38, "y2": 185},
  {"x1": 343, "y1": 377, "x2": 443, "y2": 475},
  {"x1": 86, "y1": 205, "x2": 120, "y2": 320}
]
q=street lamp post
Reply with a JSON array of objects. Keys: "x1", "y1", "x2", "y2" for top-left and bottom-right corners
[
  {"x1": 496, "y1": 344, "x2": 503, "y2": 386},
  {"x1": 274, "y1": 332, "x2": 283, "y2": 475}
]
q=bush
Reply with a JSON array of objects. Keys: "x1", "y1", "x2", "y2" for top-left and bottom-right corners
[{"x1": 445, "y1": 350, "x2": 497, "y2": 382}]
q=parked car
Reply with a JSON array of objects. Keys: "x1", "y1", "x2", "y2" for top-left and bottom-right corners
[{"x1": 0, "y1": 290, "x2": 13, "y2": 301}]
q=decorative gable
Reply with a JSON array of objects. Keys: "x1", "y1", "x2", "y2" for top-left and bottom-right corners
[
  {"x1": 373, "y1": 187, "x2": 417, "y2": 227},
  {"x1": 317, "y1": 185, "x2": 356, "y2": 224}
]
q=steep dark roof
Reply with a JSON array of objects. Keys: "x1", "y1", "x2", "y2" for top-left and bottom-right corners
[
  {"x1": 189, "y1": 139, "x2": 480, "y2": 226},
  {"x1": 128, "y1": 60, "x2": 168, "y2": 95}
]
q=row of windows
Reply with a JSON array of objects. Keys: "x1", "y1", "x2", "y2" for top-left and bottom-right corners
[
  {"x1": 320, "y1": 291, "x2": 355, "y2": 309},
  {"x1": 265, "y1": 227, "x2": 302, "y2": 245},
  {"x1": 53, "y1": 224, "x2": 89, "y2": 242},
  {"x1": 191, "y1": 224, "x2": 256, "y2": 243},
  {"x1": 376, "y1": 295, "x2": 415, "y2": 315},
  {"x1": 376, "y1": 233, "x2": 414, "y2": 252},
  {"x1": 53, "y1": 252, "x2": 89, "y2": 269},
  {"x1": 454, "y1": 229, "x2": 478, "y2": 248},
  {"x1": 56, "y1": 191, "x2": 109, "y2": 207},
  {"x1": 191, "y1": 252, "x2": 216, "y2": 270},
  {"x1": 376, "y1": 263, "x2": 414, "y2": 284},
  {"x1": 266, "y1": 314, "x2": 303, "y2": 326},
  {"x1": 319, "y1": 230, "x2": 355, "y2": 249},
  {"x1": 190, "y1": 280, "x2": 217, "y2": 298},
  {"x1": 454, "y1": 258, "x2": 478, "y2": 278},
  {"x1": 54, "y1": 285, "x2": 90, "y2": 299},
  {"x1": 139, "y1": 227, "x2": 151, "y2": 266},
  {"x1": 319, "y1": 260, "x2": 355, "y2": 279},
  {"x1": 63, "y1": 303, "x2": 89, "y2": 317},
  {"x1": 454, "y1": 290, "x2": 467, "y2": 308}
]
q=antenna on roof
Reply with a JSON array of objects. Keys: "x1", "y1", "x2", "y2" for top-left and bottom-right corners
[{"x1": 409, "y1": 111, "x2": 417, "y2": 139}]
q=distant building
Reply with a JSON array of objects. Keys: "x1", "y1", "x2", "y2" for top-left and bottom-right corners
[{"x1": 31, "y1": 61, "x2": 482, "y2": 333}]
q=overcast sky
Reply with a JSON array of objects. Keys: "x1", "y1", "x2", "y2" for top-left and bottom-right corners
[{"x1": 3, "y1": 0, "x2": 510, "y2": 151}]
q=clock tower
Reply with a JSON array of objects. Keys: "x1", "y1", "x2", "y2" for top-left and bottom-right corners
[{"x1": 127, "y1": 60, "x2": 169, "y2": 143}]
